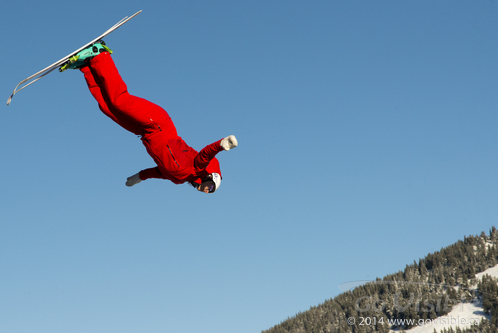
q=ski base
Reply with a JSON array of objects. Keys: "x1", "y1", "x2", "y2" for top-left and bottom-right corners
[{"x1": 6, "y1": 10, "x2": 141, "y2": 106}]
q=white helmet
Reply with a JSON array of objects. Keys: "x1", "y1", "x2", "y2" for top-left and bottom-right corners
[{"x1": 210, "y1": 173, "x2": 221, "y2": 193}]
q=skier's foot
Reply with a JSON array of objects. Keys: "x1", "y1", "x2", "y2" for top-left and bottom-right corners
[{"x1": 59, "y1": 40, "x2": 112, "y2": 72}]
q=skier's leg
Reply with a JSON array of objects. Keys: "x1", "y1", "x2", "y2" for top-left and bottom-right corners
[
  {"x1": 88, "y1": 52, "x2": 177, "y2": 136},
  {"x1": 81, "y1": 66, "x2": 141, "y2": 135}
]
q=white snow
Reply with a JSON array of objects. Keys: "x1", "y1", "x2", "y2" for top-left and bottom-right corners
[
  {"x1": 391, "y1": 302, "x2": 487, "y2": 333},
  {"x1": 389, "y1": 264, "x2": 498, "y2": 333},
  {"x1": 476, "y1": 264, "x2": 498, "y2": 281}
]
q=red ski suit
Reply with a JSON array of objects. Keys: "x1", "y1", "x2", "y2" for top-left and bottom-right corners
[{"x1": 81, "y1": 52, "x2": 223, "y2": 185}]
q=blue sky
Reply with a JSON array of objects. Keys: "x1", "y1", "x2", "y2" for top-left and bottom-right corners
[{"x1": 2, "y1": 1, "x2": 498, "y2": 333}]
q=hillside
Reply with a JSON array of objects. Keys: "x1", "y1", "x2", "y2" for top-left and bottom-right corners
[{"x1": 263, "y1": 227, "x2": 498, "y2": 333}]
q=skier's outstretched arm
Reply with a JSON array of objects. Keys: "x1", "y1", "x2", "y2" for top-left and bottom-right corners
[
  {"x1": 194, "y1": 135, "x2": 238, "y2": 171},
  {"x1": 126, "y1": 167, "x2": 164, "y2": 187}
]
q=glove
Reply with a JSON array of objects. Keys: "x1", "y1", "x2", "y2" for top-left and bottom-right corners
[
  {"x1": 126, "y1": 172, "x2": 142, "y2": 187},
  {"x1": 220, "y1": 135, "x2": 238, "y2": 151}
]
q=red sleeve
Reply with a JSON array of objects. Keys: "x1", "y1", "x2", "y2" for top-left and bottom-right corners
[
  {"x1": 193, "y1": 139, "x2": 224, "y2": 172},
  {"x1": 139, "y1": 167, "x2": 165, "y2": 180}
]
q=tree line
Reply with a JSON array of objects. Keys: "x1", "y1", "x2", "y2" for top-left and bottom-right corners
[{"x1": 263, "y1": 227, "x2": 498, "y2": 333}]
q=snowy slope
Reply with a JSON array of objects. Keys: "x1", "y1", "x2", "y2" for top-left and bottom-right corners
[
  {"x1": 476, "y1": 265, "x2": 498, "y2": 281},
  {"x1": 389, "y1": 264, "x2": 498, "y2": 333}
]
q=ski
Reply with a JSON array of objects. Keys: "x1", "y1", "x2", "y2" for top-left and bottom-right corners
[{"x1": 6, "y1": 10, "x2": 142, "y2": 106}]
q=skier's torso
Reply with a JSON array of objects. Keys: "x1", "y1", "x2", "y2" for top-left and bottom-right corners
[{"x1": 141, "y1": 129, "x2": 220, "y2": 184}]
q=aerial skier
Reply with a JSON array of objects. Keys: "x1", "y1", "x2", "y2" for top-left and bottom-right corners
[{"x1": 64, "y1": 41, "x2": 238, "y2": 193}]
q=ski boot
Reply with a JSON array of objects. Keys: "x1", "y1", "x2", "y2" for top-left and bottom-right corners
[{"x1": 59, "y1": 40, "x2": 112, "y2": 72}]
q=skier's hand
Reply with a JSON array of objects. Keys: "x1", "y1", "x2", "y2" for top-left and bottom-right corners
[
  {"x1": 220, "y1": 135, "x2": 238, "y2": 151},
  {"x1": 126, "y1": 173, "x2": 142, "y2": 187}
]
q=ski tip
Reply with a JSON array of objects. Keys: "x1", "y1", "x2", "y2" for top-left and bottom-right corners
[{"x1": 6, "y1": 95, "x2": 13, "y2": 106}]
